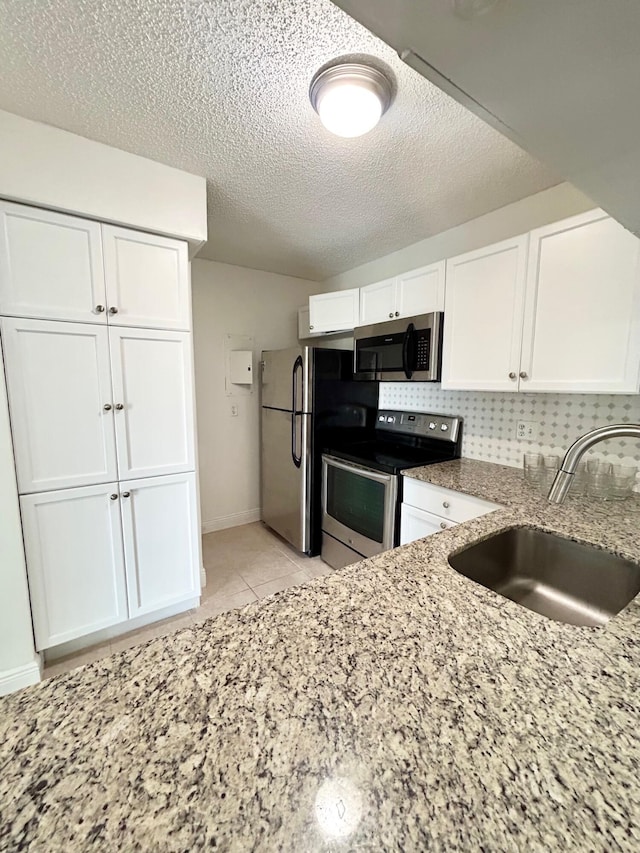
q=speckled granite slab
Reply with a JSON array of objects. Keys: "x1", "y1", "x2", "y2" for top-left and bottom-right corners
[{"x1": 2, "y1": 458, "x2": 640, "y2": 851}]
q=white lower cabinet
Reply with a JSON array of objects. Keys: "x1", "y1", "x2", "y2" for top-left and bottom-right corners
[
  {"x1": 21, "y1": 473, "x2": 200, "y2": 650},
  {"x1": 400, "y1": 504, "x2": 456, "y2": 544},
  {"x1": 400, "y1": 479, "x2": 501, "y2": 545},
  {"x1": 120, "y1": 473, "x2": 200, "y2": 618},
  {"x1": 20, "y1": 483, "x2": 128, "y2": 650}
]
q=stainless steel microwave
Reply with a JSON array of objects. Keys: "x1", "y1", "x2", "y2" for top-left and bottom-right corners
[{"x1": 353, "y1": 312, "x2": 443, "y2": 381}]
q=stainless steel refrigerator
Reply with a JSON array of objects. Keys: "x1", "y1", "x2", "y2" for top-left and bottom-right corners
[{"x1": 260, "y1": 346, "x2": 378, "y2": 556}]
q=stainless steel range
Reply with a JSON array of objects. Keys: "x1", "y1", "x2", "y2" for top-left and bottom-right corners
[{"x1": 321, "y1": 409, "x2": 462, "y2": 569}]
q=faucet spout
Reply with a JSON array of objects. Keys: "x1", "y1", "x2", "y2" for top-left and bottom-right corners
[{"x1": 547, "y1": 423, "x2": 640, "y2": 504}]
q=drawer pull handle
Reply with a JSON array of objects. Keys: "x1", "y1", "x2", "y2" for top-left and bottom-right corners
[{"x1": 442, "y1": 501, "x2": 450, "y2": 508}]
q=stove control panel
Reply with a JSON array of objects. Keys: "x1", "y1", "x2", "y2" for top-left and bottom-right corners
[{"x1": 376, "y1": 410, "x2": 461, "y2": 443}]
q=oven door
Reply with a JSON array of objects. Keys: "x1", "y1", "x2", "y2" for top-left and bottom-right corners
[{"x1": 322, "y1": 454, "x2": 397, "y2": 558}]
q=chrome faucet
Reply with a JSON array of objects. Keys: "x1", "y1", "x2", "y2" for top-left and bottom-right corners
[{"x1": 547, "y1": 423, "x2": 640, "y2": 504}]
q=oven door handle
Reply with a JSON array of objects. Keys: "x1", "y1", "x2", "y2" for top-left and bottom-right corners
[
  {"x1": 322, "y1": 454, "x2": 393, "y2": 485},
  {"x1": 291, "y1": 355, "x2": 303, "y2": 468},
  {"x1": 402, "y1": 322, "x2": 416, "y2": 379}
]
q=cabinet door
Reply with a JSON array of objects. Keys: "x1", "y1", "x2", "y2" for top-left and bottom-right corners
[
  {"x1": 0, "y1": 201, "x2": 106, "y2": 323},
  {"x1": 102, "y1": 225, "x2": 190, "y2": 331},
  {"x1": 1, "y1": 318, "x2": 118, "y2": 493},
  {"x1": 120, "y1": 473, "x2": 200, "y2": 618},
  {"x1": 442, "y1": 235, "x2": 528, "y2": 391},
  {"x1": 298, "y1": 306, "x2": 324, "y2": 339},
  {"x1": 400, "y1": 504, "x2": 456, "y2": 545},
  {"x1": 521, "y1": 211, "x2": 640, "y2": 393},
  {"x1": 20, "y1": 484, "x2": 127, "y2": 649},
  {"x1": 109, "y1": 327, "x2": 195, "y2": 479},
  {"x1": 397, "y1": 261, "x2": 445, "y2": 317},
  {"x1": 309, "y1": 289, "x2": 360, "y2": 333},
  {"x1": 359, "y1": 278, "x2": 397, "y2": 325}
]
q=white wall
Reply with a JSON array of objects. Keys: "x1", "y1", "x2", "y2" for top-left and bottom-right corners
[
  {"x1": 192, "y1": 260, "x2": 321, "y2": 532},
  {"x1": 0, "y1": 347, "x2": 40, "y2": 695},
  {"x1": 0, "y1": 110, "x2": 207, "y2": 254},
  {"x1": 324, "y1": 183, "x2": 595, "y2": 290}
]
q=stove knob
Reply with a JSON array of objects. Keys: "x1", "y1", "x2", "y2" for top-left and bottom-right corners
[
  {"x1": 429, "y1": 422, "x2": 436, "y2": 430},
  {"x1": 440, "y1": 424, "x2": 448, "y2": 431}
]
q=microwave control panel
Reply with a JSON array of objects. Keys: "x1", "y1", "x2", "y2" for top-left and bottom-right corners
[
  {"x1": 415, "y1": 329, "x2": 431, "y2": 370},
  {"x1": 376, "y1": 410, "x2": 461, "y2": 443}
]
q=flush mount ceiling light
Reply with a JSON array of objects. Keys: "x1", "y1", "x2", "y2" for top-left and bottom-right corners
[
  {"x1": 309, "y1": 62, "x2": 392, "y2": 138},
  {"x1": 451, "y1": 0, "x2": 501, "y2": 18}
]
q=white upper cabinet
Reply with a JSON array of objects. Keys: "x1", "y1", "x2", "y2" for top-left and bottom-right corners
[
  {"x1": 359, "y1": 277, "x2": 397, "y2": 324},
  {"x1": 1, "y1": 318, "x2": 118, "y2": 493},
  {"x1": 102, "y1": 225, "x2": 190, "y2": 331},
  {"x1": 120, "y1": 472, "x2": 200, "y2": 618},
  {"x1": 359, "y1": 262, "x2": 445, "y2": 326},
  {"x1": 397, "y1": 262, "x2": 445, "y2": 317},
  {"x1": 309, "y1": 288, "x2": 360, "y2": 333},
  {"x1": 520, "y1": 210, "x2": 640, "y2": 393},
  {"x1": 442, "y1": 235, "x2": 529, "y2": 391},
  {"x1": 109, "y1": 327, "x2": 195, "y2": 480},
  {"x1": 21, "y1": 483, "x2": 128, "y2": 650},
  {"x1": 0, "y1": 201, "x2": 107, "y2": 323},
  {"x1": 442, "y1": 211, "x2": 640, "y2": 394}
]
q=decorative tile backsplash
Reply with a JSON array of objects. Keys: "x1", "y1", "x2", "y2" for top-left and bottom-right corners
[{"x1": 379, "y1": 384, "x2": 640, "y2": 468}]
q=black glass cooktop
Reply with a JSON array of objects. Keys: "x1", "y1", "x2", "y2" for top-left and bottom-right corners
[{"x1": 325, "y1": 439, "x2": 453, "y2": 475}]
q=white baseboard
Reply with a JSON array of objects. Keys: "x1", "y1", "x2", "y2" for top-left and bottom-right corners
[
  {"x1": 0, "y1": 658, "x2": 42, "y2": 696},
  {"x1": 201, "y1": 508, "x2": 261, "y2": 534}
]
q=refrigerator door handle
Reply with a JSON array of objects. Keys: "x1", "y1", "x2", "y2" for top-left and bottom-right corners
[{"x1": 291, "y1": 355, "x2": 303, "y2": 467}]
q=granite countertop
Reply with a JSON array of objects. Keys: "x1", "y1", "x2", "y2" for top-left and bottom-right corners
[{"x1": 2, "y1": 458, "x2": 640, "y2": 851}]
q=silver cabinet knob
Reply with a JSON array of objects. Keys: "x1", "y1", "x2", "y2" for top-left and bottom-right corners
[
  {"x1": 519, "y1": 371, "x2": 528, "y2": 379},
  {"x1": 110, "y1": 493, "x2": 118, "y2": 500},
  {"x1": 508, "y1": 372, "x2": 517, "y2": 380},
  {"x1": 309, "y1": 325, "x2": 314, "y2": 330},
  {"x1": 395, "y1": 311, "x2": 400, "y2": 317},
  {"x1": 95, "y1": 304, "x2": 105, "y2": 313},
  {"x1": 121, "y1": 491, "x2": 130, "y2": 498},
  {"x1": 440, "y1": 522, "x2": 447, "y2": 529},
  {"x1": 108, "y1": 306, "x2": 118, "y2": 314},
  {"x1": 115, "y1": 403, "x2": 124, "y2": 410},
  {"x1": 443, "y1": 501, "x2": 450, "y2": 508},
  {"x1": 103, "y1": 403, "x2": 112, "y2": 411},
  {"x1": 389, "y1": 312, "x2": 394, "y2": 318}
]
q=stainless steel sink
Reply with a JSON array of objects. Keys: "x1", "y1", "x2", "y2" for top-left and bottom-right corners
[{"x1": 449, "y1": 527, "x2": 640, "y2": 627}]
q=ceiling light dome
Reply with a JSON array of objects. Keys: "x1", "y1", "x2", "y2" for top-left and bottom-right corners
[{"x1": 309, "y1": 62, "x2": 392, "y2": 138}]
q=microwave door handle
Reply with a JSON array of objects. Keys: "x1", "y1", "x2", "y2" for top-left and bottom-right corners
[
  {"x1": 402, "y1": 323, "x2": 416, "y2": 379},
  {"x1": 291, "y1": 355, "x2": 303, "y2": 468}
]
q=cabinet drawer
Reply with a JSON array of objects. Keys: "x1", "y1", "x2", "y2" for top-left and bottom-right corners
[
  {"x1": 403, "y1": 478, "x2": 501, "y2": 522},
  {"x1": 400, "y1": 503, "x2": 456, "y2": 545}
]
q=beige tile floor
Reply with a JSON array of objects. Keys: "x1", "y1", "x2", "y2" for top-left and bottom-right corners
[{"x1": 43, "y1": 522, "x2": 332, "y2": 680}]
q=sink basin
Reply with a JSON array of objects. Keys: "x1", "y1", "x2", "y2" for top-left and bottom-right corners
[{"x1": 449, "y1": 527, "x2": 640, "y2": 627}]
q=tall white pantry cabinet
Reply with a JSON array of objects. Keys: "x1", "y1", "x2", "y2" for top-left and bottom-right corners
[{"x1": 0, "y1": 200, "x2": 201, "y2": 651}]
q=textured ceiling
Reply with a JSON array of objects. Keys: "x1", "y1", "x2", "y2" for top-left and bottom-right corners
[{"x1": 0, "y1": 0, "x2": 559, "y2": 280}]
